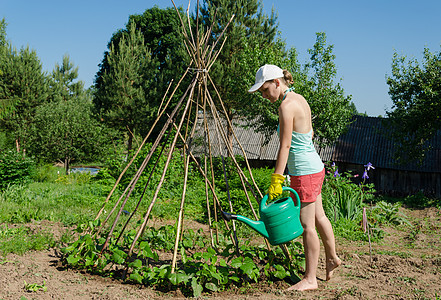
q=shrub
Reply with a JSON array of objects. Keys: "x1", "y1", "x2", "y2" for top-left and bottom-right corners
[
  {"x1": 322, "y1": 162, "x2": 376, "y2": 222},
  {"x1": 33, "y1": 164, "x2": 63, "y2": 182},
  {"x1": 0, "y1": 150, "x2": 36, "y2": 190}
]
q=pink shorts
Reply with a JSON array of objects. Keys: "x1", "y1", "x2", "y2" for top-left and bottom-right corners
[{"x1": 290, "y1": 168, "x2": 325, "y2": 203}]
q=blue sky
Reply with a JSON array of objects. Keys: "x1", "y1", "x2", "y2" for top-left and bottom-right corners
[{"x1": 2, "y1": 0, "x2": 440, "y2": 116}]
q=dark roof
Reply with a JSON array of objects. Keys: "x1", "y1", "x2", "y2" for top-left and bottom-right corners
[
  {"x1": 321, "y1": 115, "x2": 441, "y2": 173},
  {"x1": 191, "y1": 115, "x2": 441, "y2": 173},
  {"x1": 191, "y1": 116, "x2": 279, "y2": 160}
]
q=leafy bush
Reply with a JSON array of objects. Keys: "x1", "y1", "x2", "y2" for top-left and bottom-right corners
[
  {"x1": 371, "y1": 201, "x2": 411, "y2": 227},
  {"x1": 0, "y1": 150, "x2": 36, "y2": 190},
  {"x1": 33, "y1": 164, "x2": 63, "y2": 182}
]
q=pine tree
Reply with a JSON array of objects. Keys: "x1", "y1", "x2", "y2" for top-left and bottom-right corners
[
  {"x1": 0, "y1": 19, "x2": 19, "y2": 120},
  {"x1": 94, "y1": 7, "x2": 188, "y2": 152},
  {"x1": 94, "y1": 22, "x2": 159, "y2": 153},
  {"x1": 50, "y1": 54, "x2": 85, "y2": 102},
  {"x1": 0, "y1": 45, "x2": 49, "y2": 153}
]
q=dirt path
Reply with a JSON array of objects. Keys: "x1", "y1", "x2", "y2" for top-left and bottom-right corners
[{"x1": 1, "y1": 207, "x2": 440, "y2": 299}]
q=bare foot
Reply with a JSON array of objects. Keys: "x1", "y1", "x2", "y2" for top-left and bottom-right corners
[
  {"x1": 326, "y1": 257, "x2": 342, "y2": 281},
  {"x1": 286, "y1": 278, "x2": 318, "y2": 291}
]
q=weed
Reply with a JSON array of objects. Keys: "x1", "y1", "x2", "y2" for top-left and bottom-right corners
[
  {"x1": 33, "y1": 164, "x2": 64, "y2": 183},
  {"x1": 396, "y1": 276, "x2": 417, "y2": 284},
  {"x1": 0, "y1": 182, "x2": 109, "y2": 225},
  {"x1": 56, "y1": 172, "x2": 93, "y2": 185},
  {"x1": 403, "y1": 192, "x2": 440, "y2": 208},
  {"x1": 335, "y1": 286, "x2": 360, "y2": 297},
  {"x1": 406, "y1": 223, "x2": 422, "y2": 247},
  {"x1": 23, "y1": 280, "x2": 47, "y2": 292}
]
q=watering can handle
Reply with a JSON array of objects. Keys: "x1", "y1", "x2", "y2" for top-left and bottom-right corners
[
  {"x1": 282, "y1": 186, "x2": 301, "y2": 208},
  {"x1": 260, "y1": 186, "x2": 301, "y2": 210}
]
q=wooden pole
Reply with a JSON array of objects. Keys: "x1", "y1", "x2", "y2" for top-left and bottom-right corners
[{"x1": 126, "y1": 76, "x2": 197, "y2": 258}]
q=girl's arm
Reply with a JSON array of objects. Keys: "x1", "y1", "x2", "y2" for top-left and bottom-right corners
[{"x1": 274, "y1": 102, "x2": 294, "y2": 175}]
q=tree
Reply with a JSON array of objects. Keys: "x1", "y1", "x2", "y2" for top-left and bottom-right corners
[
  {"x1": 386, "y1": 46, "x2": 441, "y2": 163},
  {"x1": 299, "y1": 32, "x2": 353, "y2": 148},
  {"x1": 0, "y1": 19, "x2": 20, "y2": 120},
  {"x1": 235, "y1": 33, "x2": 353, "y2": 148},
  {"x1": 50, "y1": 54, "x2": 85, "y2": 102},
  {"x1": 29, "y1": 96, "x2": 109, "y2": 174},
  {"x1": 94, "y1": 22, "x2": 159, "y2": 153},
  {"x1": 199, "y1": 0, "x2": 279, "y2": 138},
  {"x1": 94, "y1": 6, "x2": 188, "y2": 152},
  {"x1": 0, "y1": 18, "x2": 5, "y2": 48},
  {"x1": 231, "y1": 38, "x2": 303, "y2": 142},
  {"x1": 28, "y1": 56, "x2": 110, "y2": 174},
  {"x1": 0, "y1": 45, "x2": 49, "y2": 153}
]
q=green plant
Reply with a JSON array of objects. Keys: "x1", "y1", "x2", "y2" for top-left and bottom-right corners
[
  {"x1": 32, "y1": 164, "x2": 63, "y2": 183},
  {"x1": 61, "y1": 220, "x2": 305, "y2": 297},
  {"x1": 322, "y1": 163, "x2": 370, "y2": 222},
  {"x1": 402, "y1": 192, "x2": 440, "y2": 208},
  {"x1": 0, "y1": 150, "x2": 36, "y2": 190},
  {"x1": 56, "y1": 172, "x2": 93, "y2": 185},
  {"x1": 371, "y1": 201, "x2": 411, "y2": 227},
  {"x1": 23, "y1": 280, "x2": 47, "y2": 292},
  {"x1": 332, "y1": 217, "x2": 384, "y2": 242},
  {"x1": 0, "y1": 224, "x2": 56, "y2": 256}
]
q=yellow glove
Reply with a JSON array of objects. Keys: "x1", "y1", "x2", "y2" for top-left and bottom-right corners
[{"x1": 268, "y1": 173, "x2": 285, "y2": 200}]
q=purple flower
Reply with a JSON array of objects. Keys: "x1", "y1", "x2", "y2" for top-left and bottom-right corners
[
  {"x1": 331, "y1": 162, "x2": 336, "y2": 168},
  {"x1": 364, "y1": 162, "x2": 375, "y2": 171},
  {"x1": 334, "y1": 169, "x2": 340, "y2": 177},
  {"x1": 362, "y1": 169, "x2": 369, "y2": 180}
]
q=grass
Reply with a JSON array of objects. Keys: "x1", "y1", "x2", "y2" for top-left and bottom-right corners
[
  {"x1": 0, "y1": 182, "x2": 110, "y2": 225},
  {"x1": 0, "y1": 224, "x2": 56, "y2": 256}
]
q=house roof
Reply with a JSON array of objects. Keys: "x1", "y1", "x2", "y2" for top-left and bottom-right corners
[
  {"x1": 191, "y1": 115, "x2": 441, "y2": 173},
  {"x1": 321, "y1": 115, "x2": 441, "y2": 173},
  {"x1": 191, "y1": 116, "x2": 278, "y2": 160}
]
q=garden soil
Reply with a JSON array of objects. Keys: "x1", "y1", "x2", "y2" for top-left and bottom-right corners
[{"x1": 1, "y1": 206, "x2": 440, "y2": 300}]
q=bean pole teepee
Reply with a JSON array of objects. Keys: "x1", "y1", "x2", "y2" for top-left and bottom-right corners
[{"x1": 93, "y1": 0, "x2": 272, "y2": 273}]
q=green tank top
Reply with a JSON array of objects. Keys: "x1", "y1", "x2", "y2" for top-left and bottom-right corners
[{"x1": 277, "y1": 126, "x2": 324, "y2": 176}]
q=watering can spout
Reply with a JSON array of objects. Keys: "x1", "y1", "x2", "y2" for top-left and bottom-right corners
[{"x1": 221, "y1": 211, "x2": 269, "y2": 239}]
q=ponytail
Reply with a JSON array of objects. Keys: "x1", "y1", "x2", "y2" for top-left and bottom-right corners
[{"x1": 283, "y1": 70, "x2": 294, "y2": 85}]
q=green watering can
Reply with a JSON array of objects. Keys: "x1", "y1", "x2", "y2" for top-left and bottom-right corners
[{"x1": 222, "y1": 186, "x2": 303, "y2": 245}]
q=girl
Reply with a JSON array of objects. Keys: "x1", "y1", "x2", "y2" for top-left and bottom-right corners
[{"x1": 248, "y1": 64, "x2": 341, "y2": 291}]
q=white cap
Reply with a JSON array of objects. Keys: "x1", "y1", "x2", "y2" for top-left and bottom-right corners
[{"x1": 248, "y1": 64, "x2": 284, "y2": 93}]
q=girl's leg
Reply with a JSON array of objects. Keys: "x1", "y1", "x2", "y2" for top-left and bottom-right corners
[
  {"x1": 287, "y1": 201, "x2": 320, "y2": 291},
  {"x1": 314, "y1": 193, "x2": 341, "y2": 280}
]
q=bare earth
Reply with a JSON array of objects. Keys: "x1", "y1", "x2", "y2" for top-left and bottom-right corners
[{"x1": 1, "y1": 206, "x2": 440, "y2": 300}]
